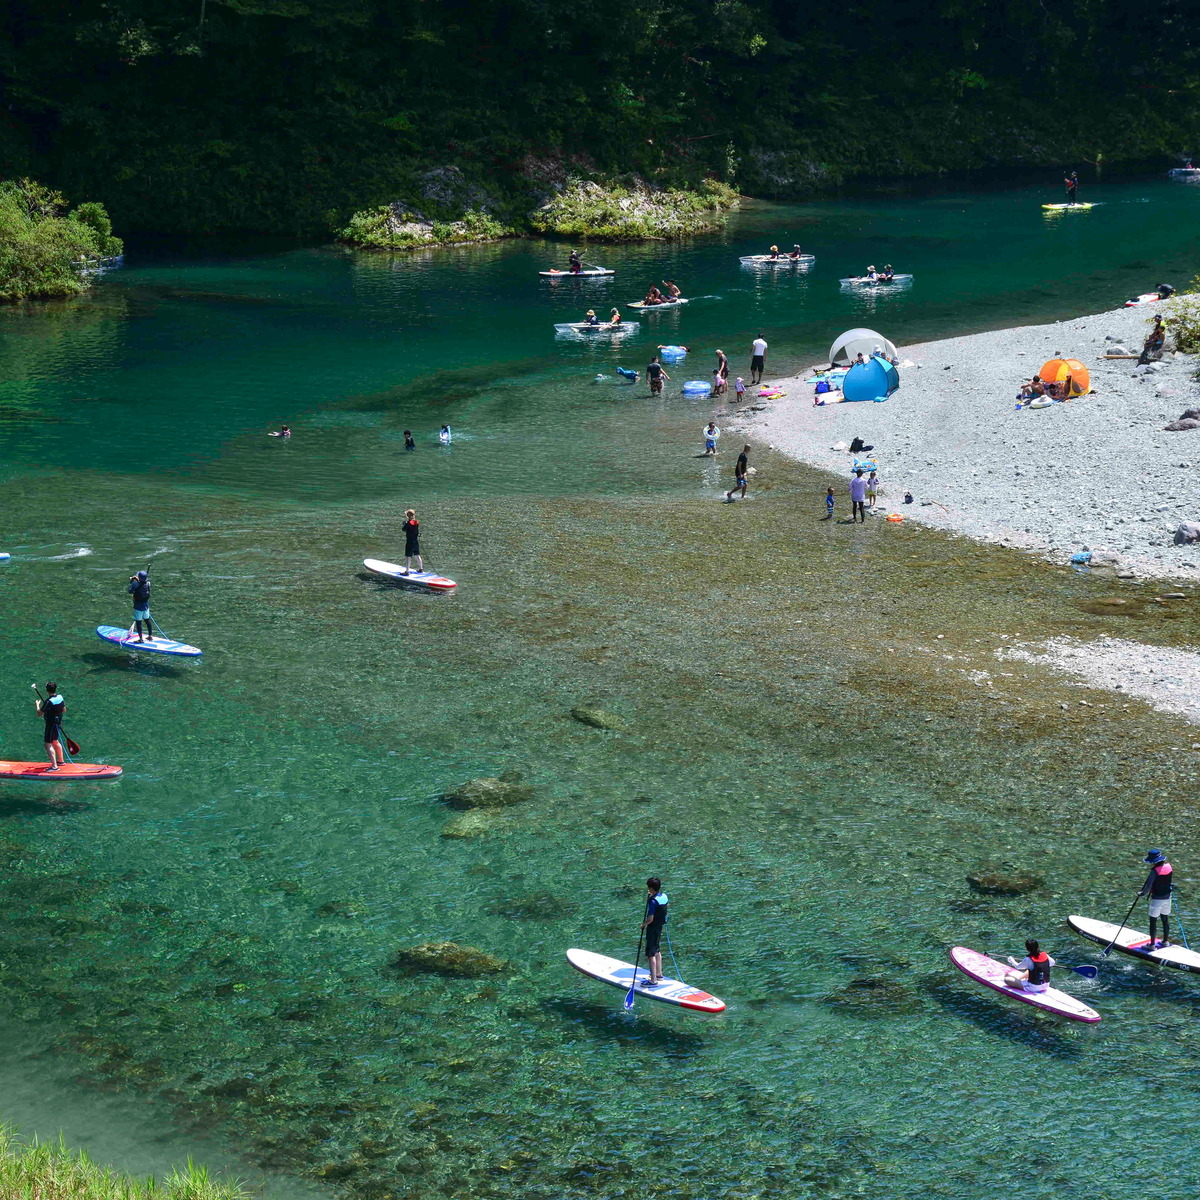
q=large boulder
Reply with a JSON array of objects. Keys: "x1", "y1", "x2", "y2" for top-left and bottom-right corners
[
  {"x1": 440, "y1": 776, "x2": 533, "y2": 809},
  {"x1": 391, "y1": 942, "x2": 507, "y2": 977},
  {"x1": 1165, "y1": 408, "x2": 1200, "y2": 431},
  {"x1": 570, "y1": 706, "x2": 625, "y2": 730},
  {"x1": 1175, "y1": 522, "x2": 1200, "y2": 545}
]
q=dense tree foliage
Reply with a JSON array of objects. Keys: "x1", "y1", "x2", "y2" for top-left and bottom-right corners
[{"x1": 0, "y1": 0, "x2": 1197, "y2": 235}]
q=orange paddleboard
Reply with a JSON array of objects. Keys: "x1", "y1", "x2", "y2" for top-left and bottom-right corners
[{"x1": 0, "y1": 761, "x2": 122, "y2": 780}]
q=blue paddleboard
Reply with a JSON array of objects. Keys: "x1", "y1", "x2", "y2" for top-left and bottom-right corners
[{"x1": 96, "y1": 626, "x2": 202, "y2": 657}]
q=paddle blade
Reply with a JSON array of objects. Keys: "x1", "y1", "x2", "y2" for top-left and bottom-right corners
[
  {"x1": 1072, "y1": 965, "x2": 1098, "y2": 979},
  {"x1": 65, "y1": 737, "x2": 81, "y2": 756},
  {"x1": 623, "y1": 985, "x2": 635, "y2": 1011}
]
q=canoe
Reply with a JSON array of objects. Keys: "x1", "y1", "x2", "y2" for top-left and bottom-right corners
[
  {"x1": 628, "y1": 298, "x2": 689, "y2": 309},
  {"x1": 839, "y1": 274, "x2": 913, "y2": 286},
  {"x1": 949, "y1": 946, "x2": 1100, "y2": 1023},
  {"x1": 539, "y1": 268, "x2": 614, "y2": 277},
  {"x1": 554, "y1": 322, "x2": 638, "y2": 334},
  {"x1": 739, "y1": 255, "x2": 815, "y2": 266},
  {"x1": 1067, "y1": 914, "x2": 1200, "y2": 975}
]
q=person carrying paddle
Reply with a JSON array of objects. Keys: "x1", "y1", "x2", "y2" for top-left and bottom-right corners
[
  {"x1": 1140, "y1": 848, "x2": 1174, "y2": 949},
  {"x1": 1004, "y1": 939, "x2": 1054, "y2": 992},
  {"x1": 1065, "y1": 171, "x2": 1079, "y2": 205},
  {"x1": 569, "y1": 249, "x2": 582, "y2": 274},
  {"x1": 36, "y1": 682, "x2": 66, "y2": 771},
  {"x1": 641, "y1": 877, "x2": 669, "y2": 986},
  {"x1": 128, "y1": 569, "x2": 152, "y2": 643},
  {"x1": 401, "y1": 509, "x2": 423, "y2": 575}
]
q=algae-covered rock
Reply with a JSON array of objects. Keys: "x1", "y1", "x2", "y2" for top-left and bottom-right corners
[
  {"x1": 822, "y1": 976, "x2": 923, "y2": 1016},
  {"x1": 966, "y1": 871, "x2": 1043, "y2": 896},
  {"x1": 441, "y1": 810, "x2": 506, "y2": 839},
  {"x1": 392, "y1": 941, "x2": 507, "y2": 977},
  {"x1": 315, "y1": 900, "x2": 364, "y2": 919},
  {"x1": 441, "y1": 776, "x2": 533, "y2": 809},
  {"x1": 570, "y1": 706, "x2": 624, "y2": 730}
]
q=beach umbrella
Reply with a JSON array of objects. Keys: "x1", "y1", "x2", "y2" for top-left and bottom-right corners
[{"x1": 1039, "y1": 357, "x2": 1091, "y2": 396}]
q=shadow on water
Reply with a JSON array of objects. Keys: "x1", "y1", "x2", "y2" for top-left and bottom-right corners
[
  {"x1": 925, "y1": 981, "x2": 1088, "y2": 1058},
  {"x1": 539, "y1": 997, "x2": 708, "y2": 1058},
  {"x1": 0, "y1": 795, "x2": 93, "y2": 819},
  {"x1": 341, "y1": 358, "x2": 550, "y2": 413},
  {"x1": 76, "y1": 651, "x2": 188, "y2": 679}
]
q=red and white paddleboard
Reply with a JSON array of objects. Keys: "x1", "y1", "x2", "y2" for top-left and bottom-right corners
[
  {"x1": 566, "y1": 948, "x2": 726, "y2": 1014},
  {"x1": 0, "y1": 760, "x2": 122, "y2": 781},
  {"x1": 1125, "y1": 292, "x2": 1165, "y2": 307},
  {"x1": 363, "y1": 558, "x2": 457, "y2": 592},
  {"x1": 949, "y1": 946, "x2": 1100, "y2": 1023}
]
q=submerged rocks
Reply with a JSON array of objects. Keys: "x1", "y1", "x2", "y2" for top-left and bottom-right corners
[
  {"x1": 966, "y1": 871, "x2": 1043, "y2": 896},
  {"x1": 441, "y1": 776, "x2": 533, "y2": 809},
  {"x1": 570, "y1": 706, "x2": 624, "y2": 730},
  {"x1": 822, "y1": 976, "x2": 923, "y2": 1016},
  {"x1": 391, "y1": 941, "x2": 507, "y2": 977},
  {"x1": 441, "y1": 809, "x2": 507, "y2": 839}
]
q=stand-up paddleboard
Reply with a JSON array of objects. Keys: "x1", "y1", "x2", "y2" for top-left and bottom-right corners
[
  {"x1": 0, "y1": 760, "x2": 122, "y2": 780},
  {"x1": 739, "y1": 254, "x2": 814, "y2": 266},
  {"x1": 539, "y1": 268, "x2": 614, "y2": 277},
  {"x1": 628, "y1": 298, "x2": 689, "y2": 310},
  {"x1": 554, "y1": 322, "x2": 637, "y2": 334},
  {"x1": 96, "y1": 626, "x2": 202, "y2": 657},
  {"x1": 566, "y1": 948, "x2": 726, "y2": 1014},
  {"x1": 1067, "y1": 915, "x2": 1200, "y2": 974},
  {"x1": 839, "y1": 274, "x2": 913, "y2": 286},
  {"x1": 363, "y1": 558, "x2": 457, "y2": 592},
  {"x1": 1125, "y1": 292, "x2": 1166, "y2": 307},
  {"x1": 1168, "y1": 168, "x2": 1200, "y2": 177},
  {"x1": 1042, "y1": 202, "x2": 1096, "y2": 211},
  {"x1": 949, "y1": 947, "x2": 1101, "y2": 1023}
]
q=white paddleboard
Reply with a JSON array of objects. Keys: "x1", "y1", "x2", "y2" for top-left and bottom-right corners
[
  {"x1": 96, "y1": 625, "x2": 202, "y2": 657},
  {"x1": 1125, "y1": 292, "x2": 1164, "y2": 307},
  {"x1": 628, "y1": 298, "x2": 689, "y2": 309},
  {"x1": 539, "y1": 268, "x2": 614, "y2": 277},
  {"x1": 363, "y1": 558, "x2": 457, "y2": 592},
  {"x1": 566, "y1": 948, "x2": 725, "y2": 1014},
  {"x1": 554, "y1": 322, "x2": 636, "y2": 334},
  {"x1": 948, "y1": 946, "x2": 1100, "y2": 1023},
  {"x1": 1067, "y1": 915, "x2": 1200, "y2": 974}
]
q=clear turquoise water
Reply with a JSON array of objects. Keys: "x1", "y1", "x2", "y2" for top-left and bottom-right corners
[{"x1": 2, "y1": 176, "x2": 1200, "y2": 1199}]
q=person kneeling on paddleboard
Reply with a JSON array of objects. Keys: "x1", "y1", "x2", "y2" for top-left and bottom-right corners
[
  {"x1": 401, "y1": 509, "x2": 423, "y2": 575},
  {"x1": 642, "y1": 878, "x2": 669, "y2": 986},
  {"x1": 1004, "y1": 939, "x2": 1054, "y2": 992},
  {"x1": 36, "y1": 682, "x2": 66, "y2": 771},
  {"x1": 1141, "y1": 848, "x2": 1174, "y2": 949},
  {"x1": 128, "y1": 570, "x2": 152, "y2": 643}
]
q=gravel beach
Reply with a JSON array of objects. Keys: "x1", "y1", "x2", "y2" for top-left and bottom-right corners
[{"x1": 741, "y1": 303, "x2": 1200, "y2": 580}]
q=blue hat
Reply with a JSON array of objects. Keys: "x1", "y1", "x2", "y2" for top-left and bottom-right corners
[{"x1": 1144, "y1": 848, "x2": 1166, "y2": 864}]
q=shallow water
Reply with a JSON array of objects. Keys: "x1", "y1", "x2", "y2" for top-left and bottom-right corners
[{"x1": 2, "y1": 176, "x2": 1200, "y2": 1199}]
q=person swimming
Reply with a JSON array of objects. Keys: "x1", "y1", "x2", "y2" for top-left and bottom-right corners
[
  {"x1": 616, "y1": 367, "x2": 639, "y2": 383},
  {"x1": 439, "y1": 424, "x2": 452, "y2": 445},
  {"x1": 268, "y1": 424, "x2": 291, "y2": 437}
]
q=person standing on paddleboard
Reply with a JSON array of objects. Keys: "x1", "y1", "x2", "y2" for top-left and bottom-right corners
[
  {"x1": 1004, "y1": 939, "x2": 1054, "y2": 992},
  {"x1": 1140, "y1": 848, "x2": 1174, "y2": 949},
  {"x1": 569, "y1": 249, "x2": 582, "y2": 274},
  {"x1": 401, "y1": 509, "x2": 423, "y2": 575},
  {"x1": 1065, "y1": 171, "x2": 1079, "y2": 205},
  {"x1": 641, "y1": 877, "x2": 669, "y2": 986},
  {"x1": 36, "y1": 682, "x2": 66, "y2": 771},
  {"x1": 128, "y1": 569, "x2": 152, "y2": 643}
]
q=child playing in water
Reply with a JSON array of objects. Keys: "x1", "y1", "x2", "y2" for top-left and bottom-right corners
[{"x1": 703, "y1": 421, "x2": 720, "y2": 456}]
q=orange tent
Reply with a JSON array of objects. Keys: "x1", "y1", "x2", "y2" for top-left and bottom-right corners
[{"x1": 1039, "y1": 357, "x2": 1091, "y2": 397}]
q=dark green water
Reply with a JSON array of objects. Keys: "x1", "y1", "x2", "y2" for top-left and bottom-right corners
[{"x1": 3, "y1": 176, "x2": 1200, "y2": 1199}]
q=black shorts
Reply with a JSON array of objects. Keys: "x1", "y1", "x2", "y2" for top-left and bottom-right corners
[
  {"x1": 751, "y1": 355, "x2": 765, "y2": 371},
  {"x1": 44, "y1": 726, "x2": 61, "y2": 744},
  {"x1": 405, "y1": 541, "x2": 420, "y2": 556},
  {"x1": 645, "y1": 927, "x2": 662, "y2": 958}
]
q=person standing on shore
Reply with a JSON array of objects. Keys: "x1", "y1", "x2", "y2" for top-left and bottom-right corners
[
  {"x1": 824, "y1": 487, "x2": 835, "y2": 520},
  {"x1": 734, "y1": 376, "x2": 746, "y2": 403},
  {"x1": 1140, "y1": 848, "x2": 1174, "y2": 949},
  {"x1": 641, "y1": 877, "x2": 669, "y2": 986},
  {"x1": 725, "y1": 445, "x2": 750, "y2": 501},
  {"x1": 128, "y1": 570, "x2": 152, "y2": 643},
  {"x1": 402, "y1": 509, "x2": 423, "y2": 575},
  {"x1": 866, "y1": 470, "x2": 880, "y2": 509},
  {"x1": 36, "y1": 682, "x2": 66, "y2": 771},
  {"x1": 849, "y1": 469, "x2": 867, "y2": 523},
  {"x1": 750, "y1": 335, "x2": 767, "y2": 386}
]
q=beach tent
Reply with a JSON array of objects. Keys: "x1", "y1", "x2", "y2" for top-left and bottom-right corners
[
  {"x1": 1039, "y1": 357, "x2": 1091, "y2": 396},
  {"x1": 830, "y1": 327, "x2": 898, "y2": 367},
  {"x1": 842, "y1": 354, "x2": 900, "y2": 402}
]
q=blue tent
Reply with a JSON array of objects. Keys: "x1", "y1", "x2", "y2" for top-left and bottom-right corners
[{"x1": 842, "y1": 354, "x2": 899, "y2": 403}]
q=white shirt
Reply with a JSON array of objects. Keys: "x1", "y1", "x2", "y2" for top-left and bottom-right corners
[{"x1": 752, "y1": 338, "x2": 767, "y2": 356}]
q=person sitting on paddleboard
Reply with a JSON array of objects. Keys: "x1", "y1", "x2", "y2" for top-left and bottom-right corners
[
  {"x1": 584, "y1": 309, "x2": 599, "y2": 326},
  {"x1": 1004, "y1": 939, "x2": 1054, "y2": 992},
  {"x1": 663, "y1": 280, "x2": 681, "y2": 299},
  {"x1": 401, "y1": 509, "x2": 423, "y2": 575},
  {"x1": 865, "y1": 265, "x2": 878, "y2": 282},
  {"x1": 643, "y1": 286, "x2": 664, "y2": 306},
  {"x1": 646, "y1": 355, "x2": 669, "y2": 396},
  {"x1": 881, "y1": 265, "x2": 895, "y2": 282},
  {"x1": 128, "y1": 570, "x2": 152, "y2": 643},
  {"x1": 608, "y1": 307, "x2": 622, "y2": 327},
  {"x1": 789, "y1": 244, "x2": 803, "y2": 260},
  {"x1": 642, "y1": 877, "x2": 669, "y2": 986},
  {"x1": 1140, "y1": 848, "x2": 1174, "y2": 949},
  {"x1": 569, "y1": 249, "x2": 582, "y2": 274},
  {"x1": 1065, "y1": 171, "x2": 1079, "y2": 205},
  {"x1": 767, "y1": 244, "x2": 781, "y2": 259},
  {"x1": 36, "y1": 682, "x2": 65, "y2": 771}
]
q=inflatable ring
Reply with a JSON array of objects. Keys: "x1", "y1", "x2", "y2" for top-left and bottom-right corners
[
  {"x1": 886, "y1": 513, "x2": 904, "y2": 523},
  {"x1": 681, "y1": 380, "x2": 710, "y2": 394}
]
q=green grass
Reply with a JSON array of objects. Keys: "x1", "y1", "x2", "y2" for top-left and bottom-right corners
[
  {"x1": 529, "y1": 178, "x2": 739, "y2": 241},
  {"x1": 0, "y1": 1127, "x2": 250, "y2": 1200}
]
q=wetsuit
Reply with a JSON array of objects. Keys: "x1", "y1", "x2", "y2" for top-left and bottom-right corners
[
  {"x1": 403, "y1": 518, "x2": 421, "y2": 558},
  {"x1": 42, "y1": 694, "x2": 65, "y2": 745},
  {"x1": 1142, "y1": 861, "x2": 1174, "y2": 945},
  {"x1": 644, "y1": 890, "x2": 668, "y2": 962}
]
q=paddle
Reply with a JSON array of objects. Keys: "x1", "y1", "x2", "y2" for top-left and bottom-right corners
[
  {"x1": 624, "y1": 924, "x2": 646, "y2": 1011},
  {"x1": 1102, "y1": 892, "x2": 1143, "y2": 956},
  {"x1": 988, "y1": 953, "x2": 1097, "y2": 979},
  {"x1": 30, "y1": 684, "x2": 81, "y2": 756}
]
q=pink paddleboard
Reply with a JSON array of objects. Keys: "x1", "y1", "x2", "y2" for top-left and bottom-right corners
[{"x1": 949, "y1": 946, "x2": 1100, "y2": 1024}]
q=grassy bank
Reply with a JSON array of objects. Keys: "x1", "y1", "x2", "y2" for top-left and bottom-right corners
[
  {"x1": 337, "y1": 204, "x2": 515, "y2": 251},
  {"x1": 0, "y1": 1127, "x2": 249, "y2": 1199}
]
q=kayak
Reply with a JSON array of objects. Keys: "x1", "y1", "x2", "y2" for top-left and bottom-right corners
[
  {"x1": 739, "y1": 254, "x2": 815, "y2": 265},
  {"x1": 554, "y1": 322, "x2": 638, "y2": 334},
  {"x1": 948, "y1": 946, "x2": 1101, "y2": 1024},
  {"x1": 566, "y1": 948, "x2": 726, "y2": 1014},
  {"x1": 1125, "y1": 292, "x2": 1167, "y2": 307},
  {"x1": 1042, "y1": 203, "x2": 1095, "y2": 211},
  {"x1": 96, "y1": 626, "x2": 202, "y2": 657},
  {"x1": 539, "y1": 268, "x2": 613, "y2": 277},
  {"x1": 363, "y1": 558, "x2": 457, "y2": 592},
  {"x1": 0, "y1": 760, "x2": 122, "y2": 781},
  {"x1": 628, "y1": 298, "x2": 688, "y2": 309},
  {"x1": 840, "y1": 274, "x2": 913, "y2": 286},
  {"x1": 1067, "y1": 915, "x2": 1200, "y2": 974}
]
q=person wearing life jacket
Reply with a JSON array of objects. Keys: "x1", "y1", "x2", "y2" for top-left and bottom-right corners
[
  {"x1": 1140, "y1": 848, "x2": 1174, "y2": 949},
  {"x1": 1004, "y1": 938, "x2": 1055, "y2": 993},
  {"x1": 128, "y1": 569, "x2": 152, "y2": 643},
  {"x1": 36, "y1": 682, "x2": 66, "y2": 771},
  {"x1": 641, "y1": 877, "x2": 669, "y2": 986},
  {"x1": 569, "y1": 249, "x2": 583, "y2": 274},
  {"x1": 789, "y1": 244, "x2": 804, "y2": 260}
]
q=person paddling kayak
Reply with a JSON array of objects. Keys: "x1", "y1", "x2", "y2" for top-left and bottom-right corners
[
  {"x1": 1141, "y1": 848, "x2": 1174, "y2": 949},
  {"x1": 641, "y1": 877, "x2": 669, "y2": 986},
  {"x1": 1004, "y1": 939, "x2": 1054, "y2": 992},
  {"x1": 36, "y1": 682, "x2": 66, "y2": 771},
  {"x1": 128, "y1": 569, "x2": 152, "y2": 643}
]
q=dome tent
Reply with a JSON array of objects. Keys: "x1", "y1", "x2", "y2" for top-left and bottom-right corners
[
  {"x1": 830, "y1": 327, "x2": 898, "y2": 367},
  {"x1": 842, "y1": 354, "x2": 900, "y2": 403},
  {"x1": 1039, "y1": 357, "x2": 1091, "y2": 397}
]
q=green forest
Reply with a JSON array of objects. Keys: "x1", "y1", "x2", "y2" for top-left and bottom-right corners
[{"x1": 1, "y1": 0, "x2": 1198, "y2": 236}]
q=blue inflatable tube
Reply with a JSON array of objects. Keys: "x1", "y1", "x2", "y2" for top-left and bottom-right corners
[
  {"x1": 681, "y1": 380, "x2": 710, "y2": 395},
  {"x1": 659, "y1": 345, "x2": 687, "y2": 360}
]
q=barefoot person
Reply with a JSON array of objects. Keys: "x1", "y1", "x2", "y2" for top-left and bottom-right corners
[
  {"x1": 725, "y1": 444, "x2": 750, "y2": 501},
  {"x1": 647, "y1": 355, "x2": 669, "y2": 396},
  {"x1": 1141, "y1": 848, "x2": 1174, "y2": 949},
  {"x1": 1004, "y1": 939, "x2": 1054, "y2": 992},
  {"x1": 36, "y1": 683, "x2": 66, "y2": 771},
  {"x1": 703, "y1": 421, "x2": 720, "y2": 456},
  {"x1": 402, "y1": 509, "x2": 423, "y2": 575},
  {"x1": 641, "y1": 877, "x2": 669, "y2": 986},
  {"x1": 750, "y1": 334, "x2": 768, "y2": 386},
  {"x1": 127, "y1": 569, "x2": 152, "y2": 643}
]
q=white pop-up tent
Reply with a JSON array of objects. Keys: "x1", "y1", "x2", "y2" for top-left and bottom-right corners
[{"x1": 830, "y1": 327, "x2": 898, "y2": 366}]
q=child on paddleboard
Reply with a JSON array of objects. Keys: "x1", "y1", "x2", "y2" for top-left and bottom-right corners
[
  {"x1": 36, "y1": 682, "x2": 66, "y2": 771},
  {"x1": 402, "y1": 510, "x2": 423, "y2": 575},
  {"x1": 1004, "y1": 939, "x2": 1054, "y2": 992}
]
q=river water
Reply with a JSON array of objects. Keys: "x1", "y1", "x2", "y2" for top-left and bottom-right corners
[{"x1": 2, "y1": 175, "x2": 1200, "y2": 1199}]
